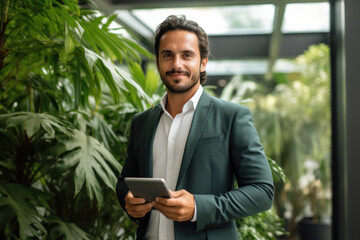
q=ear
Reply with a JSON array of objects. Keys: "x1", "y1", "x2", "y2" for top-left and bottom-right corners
[{"x1": 200, "y1": 57, "x2": 208, "y2": 72}]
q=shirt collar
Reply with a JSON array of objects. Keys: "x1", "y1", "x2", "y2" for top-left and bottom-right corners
[{"x1": 160, "y1": 85, "x2": 203, "y2": 113}]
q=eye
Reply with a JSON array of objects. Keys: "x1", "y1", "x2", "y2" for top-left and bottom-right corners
[
  {"x1": 183, "y1": 53, "x2": 192, "y2": 58},
  {"x1": 161, "y1": 52, "x2": 172, "y2": 58}
]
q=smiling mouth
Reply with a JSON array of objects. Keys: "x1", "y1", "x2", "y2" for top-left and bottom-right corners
[{"x1": 166, "y1": 70, "x2": 190, "y2": 77}]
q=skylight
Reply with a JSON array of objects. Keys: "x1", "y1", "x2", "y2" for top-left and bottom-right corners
[{"x1": 132, "y1": 5, "x2": 275, "y2": 35}]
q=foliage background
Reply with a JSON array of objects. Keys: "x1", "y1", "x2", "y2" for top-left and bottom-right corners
[
  {"x1": 226, "y1": 44, "x2": 331, "y2": 239},
  {"x1": 254, "y1": 44, "x2": 331, "y2": 239}
]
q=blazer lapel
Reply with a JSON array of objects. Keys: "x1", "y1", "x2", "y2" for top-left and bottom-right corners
[
  {"x1": 142, "y1": 105, "x2": 163, "y2": 177},
  {"x1": 176, "y1": 91, "x2": 213, "y2": 189}
]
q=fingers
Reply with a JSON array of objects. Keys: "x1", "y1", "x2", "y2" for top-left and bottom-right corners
[
  {"x1": 153, "y1": 189, "x2": 195, "y2": 222},
  {"x1": 155, "y1": 189, "x2": 190, "y2": 207},
  {"x1": 126, "y1": 202, "x2": 153, "y2": 218},
  {"x1": 125, "y1": 191, "x2": 146, "y2": 204},
  {"x1": 125, "y1": 191, "x2": 153, "y2": 218},
  {"x1": 124, "y1": 189, "x2": 195, "y2": 221}
]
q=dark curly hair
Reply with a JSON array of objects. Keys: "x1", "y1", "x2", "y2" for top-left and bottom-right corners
[{"x1": 154, "y1": 15, "x2": 210, "y2": 85}]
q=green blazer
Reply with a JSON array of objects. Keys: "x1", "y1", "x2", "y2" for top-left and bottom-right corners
[{"x1": 116, "y1": 91, "x2": 274, "y2": 240}]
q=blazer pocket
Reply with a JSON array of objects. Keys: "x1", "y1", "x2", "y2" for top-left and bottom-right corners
[{"x1": 197, "y1": 134, "x2": 223, "y2": 145}]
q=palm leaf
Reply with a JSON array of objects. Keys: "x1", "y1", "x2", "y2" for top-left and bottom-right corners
[
  {"x1": 82, "y1": 47, "x2": 152, "y2": 104},
  {"x1": 91, "y1": 112, "x2": 123, "y2": 152},
  {"x1": 0, "y1": 183, "x2": 49, "y2": 240},
  {"x1": 128, "y1": 61, "x2": 163, "y2": 97},
  {"x1": 0, "y1": 112, "x2": 72, "y2": 138},
  {"x1": 60, "y1": 130, "x2": 122, "y2": 204}
]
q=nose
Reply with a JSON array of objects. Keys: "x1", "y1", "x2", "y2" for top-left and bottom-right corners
[{"x1": 173, "y1": 54, "x2": 182, "y2": 69}]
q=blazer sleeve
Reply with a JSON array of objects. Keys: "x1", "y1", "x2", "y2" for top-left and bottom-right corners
[{"x1": 194, "y1": 106, "x2": 274, "y2": 231}]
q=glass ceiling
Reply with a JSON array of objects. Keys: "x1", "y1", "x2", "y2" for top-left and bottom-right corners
[
  {"x1": 124, "y1": 2, "x2": 330, "y2": 76},
  {"x1": 132, "y1": 5, "x2": 275, "y2": 35},
  {"x1": 132, "y1": 3, "x2": 329, "y2": 35}
]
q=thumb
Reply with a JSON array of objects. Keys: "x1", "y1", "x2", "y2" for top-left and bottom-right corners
[{"x1": 171, "y1": 189, "x2": 187, "y2": 198}]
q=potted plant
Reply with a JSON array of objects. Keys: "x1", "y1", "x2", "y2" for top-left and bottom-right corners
[{"x1": 297, "y1": 158, "x2": 331, "y2": 240}]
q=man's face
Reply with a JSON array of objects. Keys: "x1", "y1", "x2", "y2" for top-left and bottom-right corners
[{"x1": 156, "y1": 30, "x2": 208, "y2": 94}]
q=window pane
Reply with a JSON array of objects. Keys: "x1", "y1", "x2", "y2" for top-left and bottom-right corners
[
  {"x1": 206, "y1": 58, "x2": 296, "y2": 76},
  {"x1": 282, "y1": 3, "x2": 330, "y2": 33},
  {"x1": 207, "y1": 59, "x2": 267, "y2": 76}
]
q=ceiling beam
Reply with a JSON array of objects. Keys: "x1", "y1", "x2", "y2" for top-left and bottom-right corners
[
  {"x1": 280, "y1": 33, "x2": 329, "y2": 57},
  {"x1": 209, "y1": 35, "x2": 270, "y2": 59},
  {"x1": 208, "y1": 33, "x2": 328, "y2": 59},
  {"x1": 265, "y1": 3, "x2": 286, "y2": 80}
]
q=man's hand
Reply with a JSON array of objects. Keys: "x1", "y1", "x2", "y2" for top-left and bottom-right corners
[
  {"x1": 125, "y1": 191, "x2": 153, "y2": 218},
  {"x1": 153, "y1": 189, "x2": 195, "y2": 222}
]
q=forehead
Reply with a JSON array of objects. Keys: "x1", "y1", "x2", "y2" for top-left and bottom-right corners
[{"x1": 159, "y1": 30, "x2": 200, "y2": 52}]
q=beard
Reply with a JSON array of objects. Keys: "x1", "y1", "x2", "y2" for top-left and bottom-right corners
[{"x1": 159, "y1": 68, "x2": 201, "y2": 94}]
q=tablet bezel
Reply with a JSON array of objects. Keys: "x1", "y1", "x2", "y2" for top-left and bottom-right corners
[{"x1": 124, "y1": 177, "x2": 172, "y2": 202}]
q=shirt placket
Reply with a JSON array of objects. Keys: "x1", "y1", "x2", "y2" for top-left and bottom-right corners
[{"x1": 159, "y1": 114, "x2": 180, "y2": 240}]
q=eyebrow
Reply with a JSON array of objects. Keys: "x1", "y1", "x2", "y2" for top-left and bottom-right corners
[
  {"x1": 160, "y1": 49, "x2": 196, "y2": 55},
  {"x1": 182, "y1": 50, "x2": 196, "y2": 55},
  {"x1": 160, "y1": 50, "x2": 172, "y2": 55}
]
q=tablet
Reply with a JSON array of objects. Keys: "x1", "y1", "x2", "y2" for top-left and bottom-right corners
[{"x1": 124, "y1": 177, "x2": 172, "y2": 202}]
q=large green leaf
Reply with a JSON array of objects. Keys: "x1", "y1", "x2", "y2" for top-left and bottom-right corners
[
  {"x1": 91, "y1": 112, "x2": 124, "y2": 152},
  {"x1": 60, "y1": 129, "x2": 122, "y2": 204},
  {"x1": 128, "y1": 62, "x2": 162, "y2": 97},
  {"x1": 0, "y1": 112, "x2": 72, "y2": 138},
  {"x1": 82, "y1": 47, "x2": 152, "y2": 105},
  {"x1": 0, "y1": 183, "x2": 49, "y2": 240}
]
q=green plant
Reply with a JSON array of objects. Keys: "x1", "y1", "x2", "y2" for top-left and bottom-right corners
[
  {"x1": 247, "y1": 44, "x2": 331, "y2": 238},
  {"x1": 238, "y1": 207, "x2": 287, "y2": 240},
  {"x1": 0, "y1": 0, "x2": 154, "y2": 239}
]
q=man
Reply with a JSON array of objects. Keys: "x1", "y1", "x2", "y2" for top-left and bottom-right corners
[{"x1": 116, "y1": 15, "x2": 274, "y2": 240}]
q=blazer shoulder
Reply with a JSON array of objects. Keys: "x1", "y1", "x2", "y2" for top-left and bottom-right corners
[{"x1": 132, "y1": 104, "x2": 162, "y2": 124}]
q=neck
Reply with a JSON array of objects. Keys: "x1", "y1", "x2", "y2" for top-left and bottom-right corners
[{"x1": 166, "y1": 84, "x2": 200, "y2": 118}]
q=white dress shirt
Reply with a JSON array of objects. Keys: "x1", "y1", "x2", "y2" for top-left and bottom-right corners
[{"x1": 144, "y1": 86, "x2": 203, "y2": 240}]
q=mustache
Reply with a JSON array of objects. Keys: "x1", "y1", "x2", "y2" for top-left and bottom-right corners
[{"x1": 165, "y1": 69, "x2": 190, "y2": 77}]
